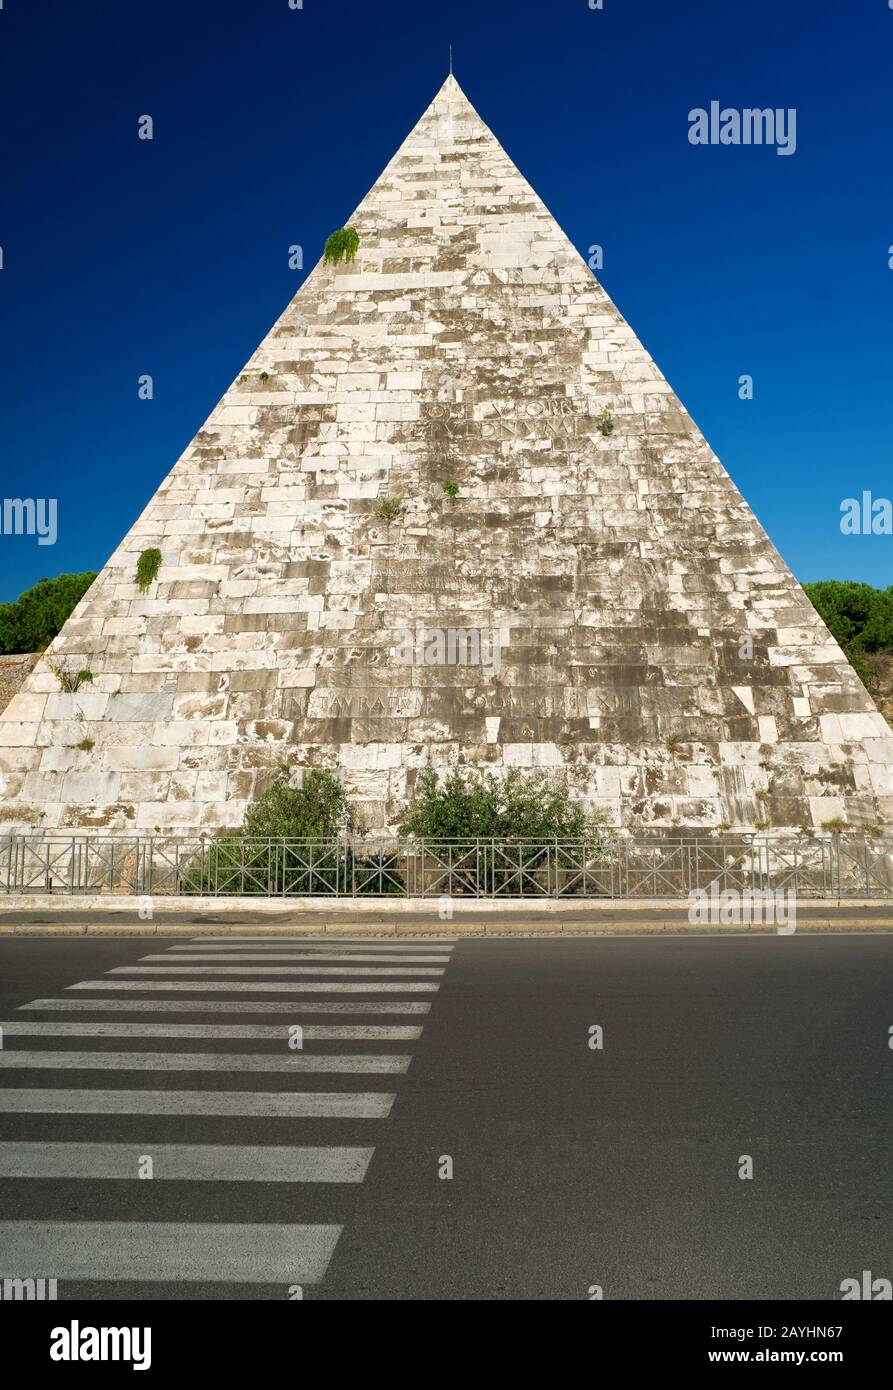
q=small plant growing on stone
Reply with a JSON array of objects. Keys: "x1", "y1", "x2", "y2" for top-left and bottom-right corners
[
  {"x1": 45, "y1": 655, "x2": 93, "y2": 693},
  {"x1": 821, "y1": 817, "x2": 847, "y2": 831},
  {"x1": 323, "y1": 226, "x2": 360, "y2": 266},
  {"x1": 595, "y1": 408, "x2": 614, "y2": 437},
  {"x1": 374, "y1": 497, "x2": 403, "y2": 523},
  {"x1": 76, "y1": 737, "x2": 95, "y2": 752},
  {"x1": 259, "y1": 371, "x2": 270, "y2": 384},
  {"x1": 755, "y1": 788, "x2": 770, "y2": 801},
  {"x1": 239, "y1": 375, "x2": 247, "y2": 383},
  {"x1": 136, "y1": 548, "x2": 162, "y2": 594},
  {"x1": 442, "y1": 481, "x2": 460, "y2": 500},
  {"x1": 754, "y1": 818, "x2": 769, "y2": 831}
]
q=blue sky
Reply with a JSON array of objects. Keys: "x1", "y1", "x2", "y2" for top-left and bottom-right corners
[{"x1": 2, "y1": 0, "x2": 891, "y2": 601}]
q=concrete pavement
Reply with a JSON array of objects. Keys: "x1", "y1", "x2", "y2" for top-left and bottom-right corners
[{"x1": 3, "y1": 898, "x2": 893, "y2": 934}]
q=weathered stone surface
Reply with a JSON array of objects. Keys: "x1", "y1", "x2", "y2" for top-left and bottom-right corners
[
  {"x1": 1, "y1": 76, "x2": 890, "y2": 835},
  {"x1": 0, "y1": 655, "x2": 39, "y2": 719}
]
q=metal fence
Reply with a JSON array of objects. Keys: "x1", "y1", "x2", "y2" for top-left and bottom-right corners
[{"x1": 2, "y1": 834, "x2": 893, "y2": 898}]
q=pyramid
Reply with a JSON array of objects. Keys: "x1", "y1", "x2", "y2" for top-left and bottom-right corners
[{"x1": 2, "y1": 75, "x2": 891, "y2": 838}]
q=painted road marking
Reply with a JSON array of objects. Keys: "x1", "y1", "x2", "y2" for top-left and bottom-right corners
[
  {"x1": 0, "y1": 1220, "x2": 341, "y2": 1283},
  {"x1": 0, "y1": 1089, "x2": 394, "y2": 1118},
  {"x1": 0, "y1": 1142, "x2": 373, "y2": 1182}
]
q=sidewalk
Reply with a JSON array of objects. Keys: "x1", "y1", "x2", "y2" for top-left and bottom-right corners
[{"x1": 1, "y1": 894, "x2": 892, "y2": 935}]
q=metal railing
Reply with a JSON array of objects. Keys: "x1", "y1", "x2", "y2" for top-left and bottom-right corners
[{"x1": 2, "y1": 834, "x2": 893, "y2": 898}]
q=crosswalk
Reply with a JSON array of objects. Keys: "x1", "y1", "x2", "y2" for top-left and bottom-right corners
[{"x1": 0, "y1": 932, "x2": 456, "y2": 1296}]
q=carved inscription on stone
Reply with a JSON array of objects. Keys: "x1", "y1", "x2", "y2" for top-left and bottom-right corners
[
  {"x1": 412, "y1": 399, "x2": 583, "y2": 442},
  {"x1": 308, "y1": 690, "x2": 424, "y2": 718}
]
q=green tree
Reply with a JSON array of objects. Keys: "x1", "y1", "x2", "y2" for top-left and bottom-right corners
[
  {"x1": 0, "y1": 572, "x2": 97, "y2": 654},
  {"x1": 803, "y1": 579, "x2": 893, "y2": 691}
]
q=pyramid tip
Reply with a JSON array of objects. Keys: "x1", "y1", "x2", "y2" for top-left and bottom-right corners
[{"x1": 435, "y1": 71, "x2": 469, "y2": 101}]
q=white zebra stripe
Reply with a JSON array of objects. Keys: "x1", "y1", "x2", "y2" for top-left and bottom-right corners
[
  {"x1": 17, "y1": 997, "x2": 431, "y2": 1015},
  {"x1": 107, "y1": 965, "x2": 443, "y2": 976},
  {"x1": 0, "y1": 1220, "x2": 341, "y2": 1283},
  {"x1": 0, "y1": 1021, "x2": 422, "y2": 1040},
  {"x1": 187, "y1": 936, "x2": 456, "y2": 945},
  {"x1": 149, "y1": 952, "x2": 452, "y2": 963},
  {"x1": 0, "y1": 1089, "x2": 394, "y2": 1118},
  {"x1": 0, "y1": 1142, "x2": 373, "y2": 1182},
  {"x1": 0, "y1": 1050, "x2": 411, "y2": 1074},
  {"x1": 67, "y1": 980, "x2": 438, "y2": 994}
]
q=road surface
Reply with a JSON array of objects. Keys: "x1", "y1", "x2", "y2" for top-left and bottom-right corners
[{"x1": 0, "y1": 931, "x2": 890, "y2": 1299}]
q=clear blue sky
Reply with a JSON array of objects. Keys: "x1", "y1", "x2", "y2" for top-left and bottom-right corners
[{"x1": 2, "y1": 0, "x2": 891, "y2": 601}]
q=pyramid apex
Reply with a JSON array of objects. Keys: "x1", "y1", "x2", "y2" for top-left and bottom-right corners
[{"x1": 431, "y1": 70, "x2": 475, "y2": 107}]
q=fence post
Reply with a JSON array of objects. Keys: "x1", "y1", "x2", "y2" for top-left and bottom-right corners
[
  {"x1": 863, "y1": 836, "x2": 871, "y2": 899},
  {"x1": 834, "y1": 834, "x2": 841, "y2": 900}
]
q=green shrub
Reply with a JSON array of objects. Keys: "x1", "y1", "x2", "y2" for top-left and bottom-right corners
[
  {"x1": 181, "y1": 768, "x2": 356, "y2": 896},
  {"x1": 136, "y1": 548, "x2": 162, "y2": 594},
  {"x1": 323, "y1": 227, "x2": 359, "y2": 266},
  {"x1": 401, "y1": 766, "x2": 604, "y2": 842},
  {"x1": 401, "y1": 767, "x2": 609, "y2": 895},
  {"x1": 243, "y1": 765, "x2": 355, "y2": 838},
  {"x1": 181, "y1": 834, "x2": 351, "y2": 896},
  {"x1": 442, "y1": 481, "x2": 460, "y2": 499},
  {"x1": 353, "y1": 850, "x2": 405, "y2": 895},
  {"x1": 595, "y1": 408, "x2": 614, "y2": 436},
  {"x1": 0, "y1": 572, "x2": 97, "y2": 654}
]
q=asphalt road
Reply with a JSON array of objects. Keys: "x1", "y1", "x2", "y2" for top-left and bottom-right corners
[{"x1": 0, "y1": 931, "x2": 890, "y2": 1300}]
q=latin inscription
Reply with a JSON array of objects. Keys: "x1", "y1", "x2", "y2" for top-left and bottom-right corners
[{"x1": 412, "y1": 399, "x2": 585, "y2": 442}]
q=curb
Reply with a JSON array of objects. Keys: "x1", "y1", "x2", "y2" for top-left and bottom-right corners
[
  {"x1": 1, "y1": 893, "x2": 892, "y2": 915},
  {"x1": 1, "y1": 920, "x2": 893, "y2": 938}
]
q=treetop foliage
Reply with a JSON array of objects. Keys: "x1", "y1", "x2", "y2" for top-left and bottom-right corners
[
  {"x1": 0, "y1": 572, "x2": 97, "y2": 655},
  {"x1": 803, "y1": 580, "x2": 893, "y2": 653}
]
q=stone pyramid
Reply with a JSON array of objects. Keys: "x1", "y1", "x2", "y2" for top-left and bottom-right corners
[{"x1": 2, "y1": 75, "x2": 891, "y2": 837}]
